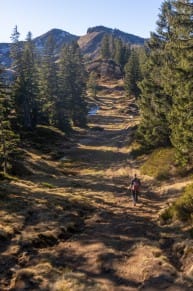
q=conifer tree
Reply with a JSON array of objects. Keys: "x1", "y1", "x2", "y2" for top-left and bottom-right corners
[
  {"x1": 10, "y1": 26, "x2": 22, "y2": 72},
  {"x1": 113, "y1": 38, "x2": 130, "y2": 71},
  {"x1": 101, "y1": 35, "x2": 111, "y2": 59},
  {"x1": 124, "y1": 49, "x2": 141, "y2": 97},
  {"x1": 38, "y1": 35, "x2": 58, "y2": 125},
  {"x1": 164, "y1": 0, "x2": 193, "y2": 164},
  {"x1": 136, "y1": 1, "x2": 173, "y2": 149},
  {"x1": 57, "y1": 42, "x2": 87, "y2": 132},
  {"x1": 0, "y1": 68, "x2": 19, "y2": 173},
  {"x1": 56, "y1": 45, "x2": 72, "y2": 132},
  {"x1": 11, "y1": 29, "x2": 39, "y2": 130},
  {"x1": 71, "y1": 42, "x2": 87, "y2": 127},
  {"x1": 22, "y1": 32, "x2": 39, "y2": 129},
  {"x1": 87, "y1": 71, "x2": 98, "y2": 98}
]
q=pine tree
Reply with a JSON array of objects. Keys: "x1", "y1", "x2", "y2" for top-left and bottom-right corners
[
  {"x1": 57, "y1": 42, "x2": 87, "y2": 132},
  {"x1": 101, "y1": 35, "x2": 111, "y2": 59},
  {"x1": 164, "y1": 0, "x2": 193, "y2": 164},
  {"x1": 22, "y1": 32, "x2": 39, "y2": 129},
  {"x1": 71, "y1": 42, "x2": 88, "y2": 127},
  {"x1": 38, "y1": 34, "x2": 58, "y2": 125},
  {"x1": 136, "y1": 1, "x2": 173, "y2": 149},
  {"x1": 11, "y1": 29, "x2": 39, "y2": 130},
  {"x1": 124, "y1": 49, "x2": 141, "y2": 97},
  {"x1": 113, "y1": 38, "x2": 130, "y2": 71},
  {"x1": 0, "y1": 67, "x2": 19, "y2": 173},
  {"x1": 10, "y1": 26, "x2": 22, "y2": 72},
  {"x1": 87, "y1": 71, "x2": 98, "y2": 98}
]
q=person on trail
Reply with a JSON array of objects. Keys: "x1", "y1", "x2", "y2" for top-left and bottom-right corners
[{"x1": 130, "y1": 174, "x2": 141, "y2": 206}]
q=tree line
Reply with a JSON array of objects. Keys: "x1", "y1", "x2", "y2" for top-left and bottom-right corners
[
  {"x1": 125, "y1": 0, "x2": 193, "y2": 167},
  {"x1": 0, "y1": 26, "x2": 88, "y2": 173}
]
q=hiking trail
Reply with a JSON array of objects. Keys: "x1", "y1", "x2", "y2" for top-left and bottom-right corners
[
  {"x1": 1, "y1": 81, "x2": 192, "y2": 291},
  {"x1": 48, "y1": 81, "x2": 192, "y2": 290}
]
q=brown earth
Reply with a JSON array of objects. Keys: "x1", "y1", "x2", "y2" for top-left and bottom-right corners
[{"x1": 0, "y1": 80, "x2": 193, "y2": 290}]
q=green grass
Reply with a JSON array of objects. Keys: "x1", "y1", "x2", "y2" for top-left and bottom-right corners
[
  {"x1": 140, "y1": 147, "x2": 176, "y2": 180},
  {"x1": 160, "y1": 183, "x2": 193, "y2": 223},
  {"x1": 41, "y1": 182, "x2": 55, "y2": 188}
]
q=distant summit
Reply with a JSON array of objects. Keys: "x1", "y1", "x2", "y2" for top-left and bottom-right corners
[
  {"x1": 34, "y1": 28, "x2": 78, "y2": 52},
  {"x1": 0, "y1": 26, "x2": 146, "y2": 67},
  {"x1": 78, "y1": 25, "x2": 146, "y2": 59},
  {"x1": 87, "y1": 25, "x2": 145, "y2": 45}
]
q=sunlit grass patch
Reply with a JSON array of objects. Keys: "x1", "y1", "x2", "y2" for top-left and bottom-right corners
[
  {"x1": 79, "y1": 168, "x2": 103, "y2": 176},
  {"x1": 79, "y1": 144, "x2": 118, "y2": 152},
  {"x1": 105, "y1": 166, "x2": 130, "y2": 178},
  {"x1": 140, "y1": 147, "x2": 176, "y2": 180}
]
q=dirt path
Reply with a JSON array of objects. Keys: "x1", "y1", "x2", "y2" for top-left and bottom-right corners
[{"x1": 47, "y1": 87, "x2": 192, "y2": 290}]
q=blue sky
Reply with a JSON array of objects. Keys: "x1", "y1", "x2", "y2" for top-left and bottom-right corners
[{"x1": 1, "y1": 0, "x2": 163, "y2": 43}]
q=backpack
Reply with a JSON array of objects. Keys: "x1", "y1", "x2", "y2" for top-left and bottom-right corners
[{"x1": 132, "y1": 180, "x2": 140, "y2": 191}]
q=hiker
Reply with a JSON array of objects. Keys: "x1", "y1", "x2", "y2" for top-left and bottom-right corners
[{"x1": 130, "y1": 174, "x2": 141, "y2": 206}]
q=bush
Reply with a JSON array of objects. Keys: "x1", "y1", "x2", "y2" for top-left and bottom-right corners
[{"x1": 174, "y1": 184, "x2": 193, "y2": 222}]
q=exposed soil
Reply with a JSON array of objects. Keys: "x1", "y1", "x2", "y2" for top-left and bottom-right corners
[{"x1": 0, "y1": 81, "x2": 193, "y2": 290}]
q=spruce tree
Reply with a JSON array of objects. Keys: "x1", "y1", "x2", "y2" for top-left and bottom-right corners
[
  {"x1": 57, "y1": 42, "x2": 87, "y2": 132},
  {"x1": 71, "y1": 42, "x2": 87, "y2": 127},
  {"x1": 22, "y1": 32, "x2": 39, "y2": 129},
  {"x1": 113, "y1": 38, "x2": 130, "y2": 72},
  {"x1": 87, "y1": 71, "x2": 98, "y2": 98},
  {"x1": 124, "y1": 49, "x2": 141, "y2": 97},
  {"x1": 101, "y1": 35, "x2": 111, "y2": 59},
  {"x1": 164, "y1": 0, "x2": 193, "y2": 164},
  {"x1": 136, "y1": 1, "x2": 173, "y2": 149},
  {"x1": 56, "y1": 44, "x2": 72, "y2": 132},
  {"x1": 11, "y1": 29, "x2": 39, "y2": 130},
  {"x1": 38, "y1": 35, "x2": 58, "y2": 125},
  {"x1": 10, "y1": 26, "x2": 22, "y2": 72},
  {"x1": 0, "y1": 67, "x2": 19, "y2": 173}
]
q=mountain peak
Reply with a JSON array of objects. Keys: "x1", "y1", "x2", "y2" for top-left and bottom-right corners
[
  {"x1": 33, "y1": 28, "x2": 78, "y2": 51},
  {"x1": 87, "y1": 26, "x2": 113, "y2": 34}
]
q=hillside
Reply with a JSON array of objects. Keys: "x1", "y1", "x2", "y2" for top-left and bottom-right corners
[
  {"x1": 78, "y1": 26, "x2": 145, "y2": 59},
  {"x1": 0, "y1": 80, "x2": 192, "y2": 290},
  {"x1": 0, "y1": 26, "x2": 145, "y2": 67}
]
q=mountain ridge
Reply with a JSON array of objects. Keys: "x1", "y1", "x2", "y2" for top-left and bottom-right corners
[{"x1": 0, "y1": 26, "x2": 146, "y2": 67}]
